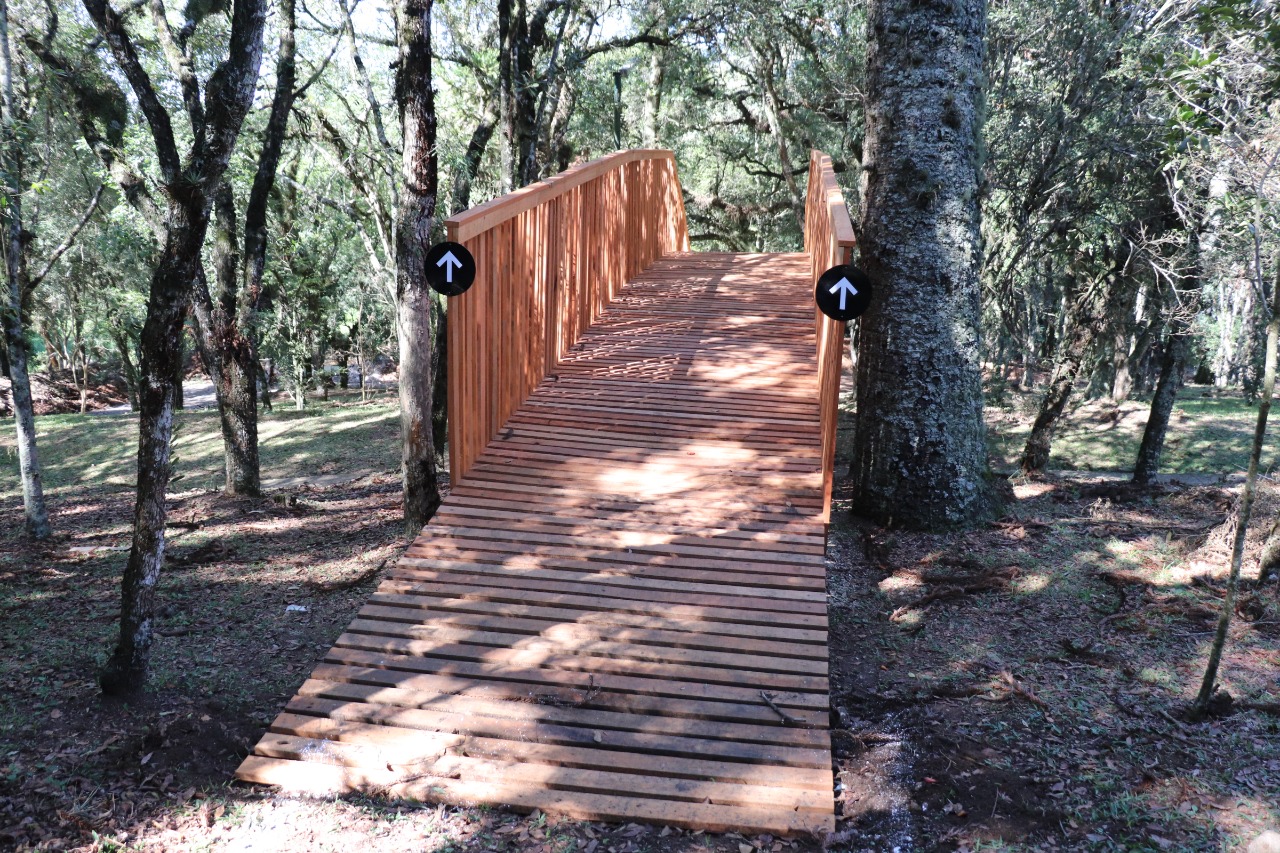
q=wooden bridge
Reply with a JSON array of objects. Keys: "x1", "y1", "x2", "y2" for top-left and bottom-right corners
[{"x1": 236, "y1": 150, "x2": 855, "y2": 837}]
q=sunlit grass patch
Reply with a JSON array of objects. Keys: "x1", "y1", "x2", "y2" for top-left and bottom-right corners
[{"x1": 0, "y1": 397, "x2": 400, "y2": 499}]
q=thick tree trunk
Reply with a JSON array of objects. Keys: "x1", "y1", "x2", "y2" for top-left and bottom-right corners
[
  {"x1": 850, "y1": 0, "x2": 990, "y2": 528},
  {"x1": 396, "y1": 0, "x2": 442, "y2": 536},
  {"x1": 100, "y1": 199, "x2": 204, "y2": 694},
  {"x1": 0, "y1": 0, "x2": 50, "y2": 539},
  {"x1": 1132, "y1": 333, "x2": 1188, "y2": 486}
]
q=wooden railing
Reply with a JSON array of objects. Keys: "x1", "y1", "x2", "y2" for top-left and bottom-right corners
[
  {"x1": 804, "y1": 150, "x2": 857, "y2": 524},
  {"x1": 444, "y1": 150, "x2": 690, "y2": 483}
]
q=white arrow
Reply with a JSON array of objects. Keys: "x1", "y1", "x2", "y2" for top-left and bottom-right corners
[
  {"x1": 437, "y1": 250, "x2": 463, "y2": 283},
  {"x1": 829, "y1": 276, "x2": 858, "y2": 311}
]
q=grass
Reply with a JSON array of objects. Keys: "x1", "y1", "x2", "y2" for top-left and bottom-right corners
[
  {"x1": 985, "y1": 386, "x2": 1269, "y2": 474},
  {"x1": 0, "y1": 390, "x2": 402, "y2": 499}
]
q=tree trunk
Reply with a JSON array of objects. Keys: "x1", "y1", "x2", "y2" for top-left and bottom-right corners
[
  {"x1": 260, "y1": 359, "x2": 273, "y2": 410},
  {"x1": 642, "y1": 47, "x2": 664, "y2": 146},
  {"x1": 497, "y1": 0, "x2": 515, "y2": 192},
  {"x1": 1192, "y1": 258, "x2": 1280, "y2": 718},
  {"x1": 396, "y1": 0, "x2": 442, "y2": 536},
  {"x1": 79, "y1": 344, "x2": 90, "y2": 413},
  {"x1": 2, "y1": 259, "x2": 51, "y2": 540},
  {"x1": 171, "y1": 330, "x2": 184, "y2": 410},
  {"x1": 87, "y1": 0, "x2": 267, "y2": 694},
  {"x1": 0, "y1": 0, "x2": 51, "y2": 539},
  {"x1": 1019, "y1": 271, "x2": 1118, "y2": 473},
  {"x1": 100, "y1": 198, "x2": 205, "y2": 694},
  {"x1": 452, "y1": 92, "x2": 498, "y2": 213},
  {"x1": 112, "y1": 331, "x2": 140, "y2": 411},
  {"x1": 1132, "y1": 333, "x2": 1188, "y2": 486},
  {"x1": 1111, "y1": 328, "x2": 1133, "y2": 401},
  {"x1": 194, "y1": 189, "x2": 261, "y2": 496},
  {"x1": 850, "y1": 0, "x2": 990, "y2": 528},
  {"x1": 756, "y1": 46, "x2": 803, "y2": 229}
]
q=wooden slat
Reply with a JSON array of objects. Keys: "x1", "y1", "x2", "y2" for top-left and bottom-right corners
[{"x1": 238, "y1": 219, "x2": 834, "y2": 834}]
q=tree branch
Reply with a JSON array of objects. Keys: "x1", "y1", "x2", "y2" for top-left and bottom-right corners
[
  {"x1": 29, "y1": 183, "x2": 105, "y2": 290},
  {"x1": 81, "y1": 0, "x2": 182, "y2": 182}
]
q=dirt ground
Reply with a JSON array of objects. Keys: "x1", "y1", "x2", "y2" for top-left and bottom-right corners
[
  {"x1": 3, "y1": 406, "x2": 1280, "y2": 850},
  {"x1": 825, "y1": 477, "x2": 1280, "y2": 852},
  {"x1": 0, "y1": 372, "x2": 128, "y2": 417}
]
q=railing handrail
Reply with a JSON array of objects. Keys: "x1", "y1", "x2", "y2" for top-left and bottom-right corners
[
  {"x1": 446, "y1": 150, "x2": 678, "y2": 242},
  {"x1": 806, "y1": 151, "x2": 856, "y2": 261},
  {"x1": 445, "y1": 149, "x2": 689, "y2": 484},
  {"x1": 805, "y1": 149, "x2": 856, "y2": 527}
]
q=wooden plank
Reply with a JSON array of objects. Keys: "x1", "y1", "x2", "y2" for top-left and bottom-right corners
[
  {"x1": 237, "y1": 756, "x2": 833, "y2": 835},
  {"x1": 322, "y1": 647, "x2": 829, "y2": 710},
  {"x1": 239, "y1": 247, "x2": 835, "y2": 836}
]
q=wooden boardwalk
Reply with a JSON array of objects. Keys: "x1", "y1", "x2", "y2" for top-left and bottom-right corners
[{"x1": 236, "y1": 252, "x2": 835, "y2": 836}]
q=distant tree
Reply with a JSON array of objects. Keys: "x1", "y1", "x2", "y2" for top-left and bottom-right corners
[
  {"x1": 0, "y1": 0, "x2": 50, "y2": 539},
  {"x1": 848, "y1": 0, "x2": 990, "y2": 527}
]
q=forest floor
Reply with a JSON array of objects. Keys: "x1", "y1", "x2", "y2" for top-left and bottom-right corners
[
  {"x1": 985, "y1": 385, "x2": 1266, "y2": 476},
  {"x1": 1, "y1": 391, "x2": 1279, "y2": 851}
]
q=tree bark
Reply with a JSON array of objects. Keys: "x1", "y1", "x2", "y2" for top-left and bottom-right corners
[
  {"x1": 0, "y1": 0, "x2": 50, "y2": 539},
  {"x1": 850, "y1": 0, "x2": 990, "y2": 528},
  {"x1": 642, "y1": 46, "x2": 663, "y2": 146},
  {"x1": 100, "y1": 195, "x2": 207, "y2": 694},
  {"x1": 396, "y1": 0, "x2": 442, "y2": 536},
  {"x1": 452, "y1": 91, "x2": 498, "y2": 213},
  {"x1": 89, "y1": 0, "x2": 267, "y2": 694},
  {"x1": 1019, "y1": 269, "x2": 1119, "y2": 474},
  {"x1": 1132, "y1": 332, "x2": 1188, "y2": 486},
  {"x1": 193, "y1": 186, "x2": 260, "y2": 495},
  {"x1": 1192, "y1": 257, "x2": 1280, "y2": 718},
  {"x1": 112, "y1": 329, "x2": 140, "y2": 411}
]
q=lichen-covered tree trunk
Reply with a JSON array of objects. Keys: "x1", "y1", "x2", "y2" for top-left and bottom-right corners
[
  {"x1": 396, "y1": 0, "x2": 442, "y2": 537},
  {"x1": 88, "y1": 0, "x2": 267, "y2": 694},
  {"x1": 100, "y1": 198, "x2": 205, "y2": 694},
  {"x1": 850, "y1": 0, "x2": 990, "y2": 528},
  {"x1": 0, "y1": 0, "x2": 50, "y2": 539},
  {"x1": 1132, "y1": 332, "x2": 1190, "y2": 486}
]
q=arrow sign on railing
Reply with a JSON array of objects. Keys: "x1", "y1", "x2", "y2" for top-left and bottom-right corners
[
  {"x1": 425, "y1": 241, "x2": 476, "y2": 296},
  {"x1": 814, "y1": 264, "x2": 872, "y2": 321}
]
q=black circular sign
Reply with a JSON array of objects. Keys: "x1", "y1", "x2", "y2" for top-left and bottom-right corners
[
  {"x1": 814, "y1": 264, "x2": 872, "y2": 321},
  {"x1": 425, "y1": 241, "x2": 476, "y2": 296}
]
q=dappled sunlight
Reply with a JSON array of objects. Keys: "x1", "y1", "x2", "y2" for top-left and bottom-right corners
[
  {"x1": 238, "y1": 251, "x2": 836, "y2": 836},
  {"x1": 879, "y1": 575, "x2": 924, "y2": 594},
  {"x1": 1011, "y1": 573, "x2": 1050, "y2": 593},
  {"x1": 1012, "y1": 481, "x2": 1056, "y2": 499}
]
